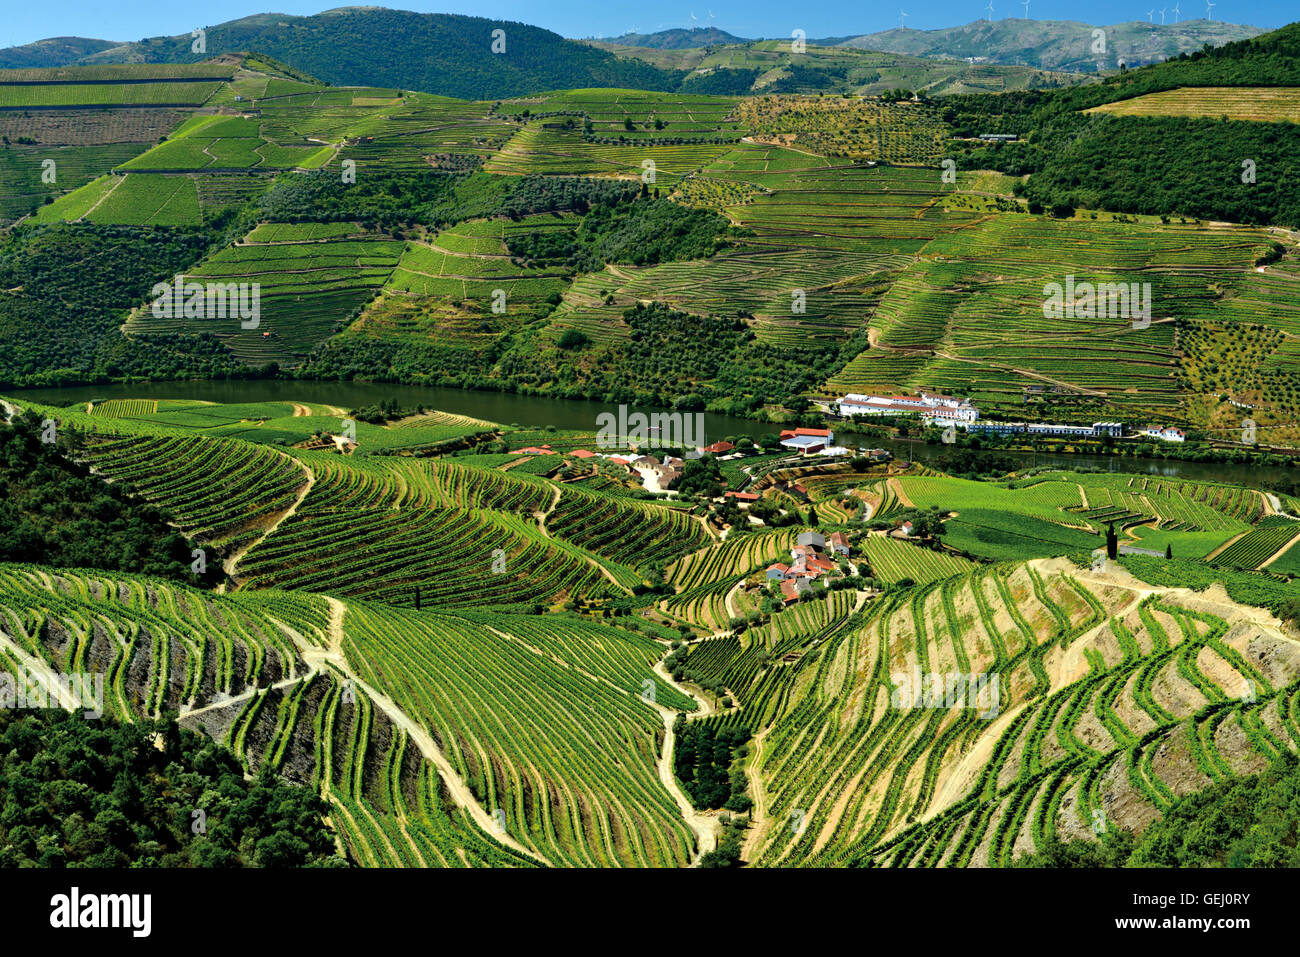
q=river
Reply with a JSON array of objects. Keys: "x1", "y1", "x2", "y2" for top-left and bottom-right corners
[{"x1": 10, "y1": 379, "x2": 1295, "y2": 490}]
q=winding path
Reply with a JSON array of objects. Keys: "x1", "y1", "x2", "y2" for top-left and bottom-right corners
[
  {"x1": 287, "y1": 596, "x2": 551, "y2": 865},
  {"x1": 222, "y1": 451, "x2": 315, "y2": 584},
  {"x1": 651, "y1": 659, "x2": 721, "y2": 864}
]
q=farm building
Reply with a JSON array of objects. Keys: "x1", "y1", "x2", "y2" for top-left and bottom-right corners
[
  {"x1": 780, "y1": 579, "x2": 813, "y2": 603},
  {"x1": 779, "y1": 428, "x2": 834, "y2": 453},
  {"x1": 840, "y1": 391, "x2": 979, "y2": 423},
  {"x1": 958, "y1": 420, "x2": 1125, "y2": 438},
  {"x1": 1138, "y1": 426, "x2": 1186, "y2": 443}
]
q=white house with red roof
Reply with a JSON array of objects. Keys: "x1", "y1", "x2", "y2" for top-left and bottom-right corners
[{"x1": 1138, "y1": 426, "x2": 1186, "y2": 443}]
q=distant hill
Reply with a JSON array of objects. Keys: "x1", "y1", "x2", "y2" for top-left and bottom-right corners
[
  {"x1": 0, "y1": 7, "x2": 680, "y2": 99},
  {"x1": 0, "y1": 36, "x2": 119, "y2": 69},
  {"x1": 594, "y1": 37, "x2": 1085, "y2": 97},
  {"x1": 603, "y1": 27, "x2": 749, "y2": 49},
  {"x1": 831, "y1": 18, "x2": 1265, "y2": 72}
]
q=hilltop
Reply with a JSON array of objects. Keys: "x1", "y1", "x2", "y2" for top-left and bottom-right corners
[
  {"x1": 588, "y1": 37, "x2": 1083, "y2": 96},
  {"x1": 604, "y1": 26, "x2": 749, "y2": 49},
  {"x1": 0, "y1": 8, "x2": 679, "y2": 100},
  {"x1": 0, "y1": 35, "x2": 119, "y2": 69}
]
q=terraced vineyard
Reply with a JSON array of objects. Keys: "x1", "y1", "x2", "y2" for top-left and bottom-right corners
[
  {"x1": 118, "y1": 113, "x2": 334, "y2": 172},
  {"x1": 8, "y1": 19, "x2": 1300, "y2": 880},
  {"x1": 8, "y1": 56, "x2": 1293, "y2": 430},
  {"x1": 859, "y1": 536, "x2": 975, "y2": 585},
  {"x1": 0, "y1": 564, "x2": 689, "y2": 867},
  {"x1": 343, "y1": 602, "x2": 695, "y2": 866},
  {"x1": 1086, "y1": 87, "x2": 1300, "y2": 122},
  {"x1": 124, "y1": 227, "x2": 406, "y2": 363},
  {"x1": 668, "y1": 529, "x2": 799, "y2": 591},
  {"x1": 699, "y1": 559, "x2": 1300, "y2": 866},
  {"x1": 831, "y1": 215, "x2": 1280, "y2": 419},
  {"x1": 1211, "y1": 519, "x2": 1300, "y2": 570},
  {"x1": 84, "y1": 432, "x2": 310, "y2": 554}
]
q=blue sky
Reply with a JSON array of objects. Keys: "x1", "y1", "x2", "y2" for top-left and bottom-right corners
[{"x1": 3, "y1": 1, "x2": 1292, "y2": 49}]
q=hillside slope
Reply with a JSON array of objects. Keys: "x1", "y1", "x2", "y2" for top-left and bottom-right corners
[
  {"x1": 0, "y1": 36, "x2": 119, "y2": 69},
  {"x1": 604, "y1": 27, "x2": 749, "y2": 49},
  {"x1": 836, "y1": 18, "x2": 1265, "y2": 72},
  {"x1": 5, "y1": 8, "x2": 681, "y2": 99}
]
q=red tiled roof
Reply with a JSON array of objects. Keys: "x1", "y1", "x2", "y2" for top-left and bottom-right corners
[
  {"x1": 570, "y1": 449, "x2": 596, "y2": 459},
  {"x1": 705, "y1": 441, "x2": 735, "y2": 453},
  {"x1": 725, "y1": 491, "x2": 759, "y2": 501}
]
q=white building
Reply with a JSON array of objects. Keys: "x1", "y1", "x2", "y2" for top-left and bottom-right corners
[
  {"x1": 957, "y1": 420, "x2": 1125, "y2": 438},
  {"x1": 1139, "y1": 426, "x2": 1186, "y2": 443},
  {"x1": 1025, "y1": 421, "x2": 1123, "y2": 438},
  {"x1": 839, "y1": 391, "x2": 979, "y2": 423},
  {"x1": 779, "y1": 428, "x2": 834, "y2": 453}
]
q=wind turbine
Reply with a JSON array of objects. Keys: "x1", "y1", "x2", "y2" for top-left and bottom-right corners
[
  {"x1": 900, "y1": 9, "x2": 909, "y2": 28},
  {"x1": 1173, "y1": 2, "x2": 1181, "y2": 21},
  {"x1": 1205, "y1": 0, "x2": 1214, "y2": 20},
  {"x1": 1159, "y1": 7, "x2": 1166, "y2": 24},
  {"x1": 1147, "y1": 8, "x2": 1154, "y2": 22},
  {"x1": 985, "y1": 0, "x2": 995, "y2": 21},
  {"x1": 1022, "y1": 0, "x2": 1030, "y2": 18}
]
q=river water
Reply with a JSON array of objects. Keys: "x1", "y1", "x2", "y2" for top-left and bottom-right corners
[{"x1": 11, "y1": 379, "x2": 1294, "y2": 489}]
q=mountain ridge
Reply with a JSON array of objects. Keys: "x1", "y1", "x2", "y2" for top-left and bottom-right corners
[
  {"x1": 830, "y1": 17, "x2": 1265, "y2": 71},
  {"x1": 0, "y1": 8, "x2": 681, "y2": 98}
]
